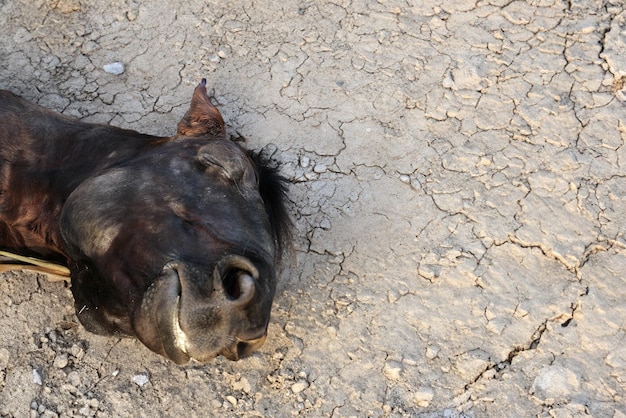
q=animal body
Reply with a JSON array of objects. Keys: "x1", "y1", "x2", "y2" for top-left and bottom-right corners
[{"x1": 0, "y1": 80, "x2": 291, "y2": 364}]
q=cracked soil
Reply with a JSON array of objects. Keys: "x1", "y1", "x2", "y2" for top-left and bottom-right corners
[{"x1": 1, "y1": 0, "x2": 625, "y2": 417}]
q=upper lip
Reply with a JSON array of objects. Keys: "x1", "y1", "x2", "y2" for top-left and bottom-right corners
[{"x1": 137, "y1": 259, "x2": 271, "y2": 364}]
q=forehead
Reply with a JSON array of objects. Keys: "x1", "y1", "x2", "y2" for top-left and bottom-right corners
[
  {"x1": 137, "y1": 138, "x2": 251, "y2": 173},
  {"x1": 61, "y1": 139, "x2": 272, "y2": 259},
  {"x1": 87, "y1": 139, "x2": 259, "y2": 208}
]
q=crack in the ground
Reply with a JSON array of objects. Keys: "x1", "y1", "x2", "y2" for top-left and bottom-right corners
[
  {"x1": 462, "y1": 278, "x2": 589, "y2": 397},
  {"x1": 463, "y1": 318, "x2": 548, "y2": 393},
  {"x1": 498, "y1": 234, "x2": 619, "y2": 280}
]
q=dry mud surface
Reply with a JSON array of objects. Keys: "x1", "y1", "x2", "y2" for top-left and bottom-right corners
[{"x1": 1, "y1": 0, "x2": 625, "y2": 417}]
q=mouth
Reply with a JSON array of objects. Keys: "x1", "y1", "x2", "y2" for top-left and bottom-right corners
[
  {"x1": 219, "y1": 333, "x2": 267, "y2": 361},
  {"x1": 135, "y1": 262, "x2": 269, "y2": 364},
  {"x1": 170, "y1": 293, "x2": 268, "y2": 363}
]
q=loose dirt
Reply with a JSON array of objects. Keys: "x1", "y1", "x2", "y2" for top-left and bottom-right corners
[{"x1": 1, "y1": 0, "x2": 625, "y2": 416}]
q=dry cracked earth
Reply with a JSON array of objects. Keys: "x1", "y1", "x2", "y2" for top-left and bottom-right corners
[{"x1": 0, "y1": 0, "x2": 625, "y2": 417}]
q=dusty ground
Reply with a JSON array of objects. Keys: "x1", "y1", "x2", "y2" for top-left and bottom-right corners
[{"x1": 0, "y1": 0, "x2": 625, "y2": 416}]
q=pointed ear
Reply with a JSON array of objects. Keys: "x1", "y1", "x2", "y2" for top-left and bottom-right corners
[{"x1": 176, "y1": 78, "x2": 226, "y2": 139}]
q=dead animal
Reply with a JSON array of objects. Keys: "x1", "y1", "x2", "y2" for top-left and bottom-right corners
[{"x1": 0, "y1": 79, "x2": 291, "y2": 364}]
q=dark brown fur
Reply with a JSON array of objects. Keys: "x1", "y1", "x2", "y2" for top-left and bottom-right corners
[{"x1": 0, "y1": 80, "x2": 291, "y2": 363}]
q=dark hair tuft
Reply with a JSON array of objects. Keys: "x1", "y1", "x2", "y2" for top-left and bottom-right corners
[{"x1": 247, "y1": 150, "x2": 292, "y2": 262}]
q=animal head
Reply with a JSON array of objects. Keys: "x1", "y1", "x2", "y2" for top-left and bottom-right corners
[{"x1": 58, "y1": 80, "x2": 291, "y2": 363}]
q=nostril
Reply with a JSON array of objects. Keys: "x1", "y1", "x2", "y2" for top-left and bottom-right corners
[
  {"x1": 214, "y1": 255, "x2": 259, "y2": 304},
  {"x1": 223, "y1": 269, "x2": 239, "y2": 299},
  {"x1": 221, "y1": 268, "x2": 255, "y2": 304}
]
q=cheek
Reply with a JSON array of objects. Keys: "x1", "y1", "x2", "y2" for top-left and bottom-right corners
[{"x1": 85, "y1": 223, "x2": 123, "y2": 258}]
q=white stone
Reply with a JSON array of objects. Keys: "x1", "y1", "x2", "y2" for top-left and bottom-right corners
[
  {"x1": 291, "y1": 381, "x2": 308, "y2": 393},
  {"x1": 383, "y1": 361, "x2": 402, "y2": 380},
  {"x1": 132, "y1": 374, "x2": 150, "y2": 387},
  {"x1": 33, "y1": 369, "x2": 42, "y2": 385},
  {"x1": 425, "y1": 345, "x2": 440, "y2": 360},
  {"x1": 414, "y1": 385, "x2": 434, "y2": 407},
  {"x1": 53, "y1": 353, "x2": 68, "y2": 369},
  {"x1": 313, "y1": 163, "x2": 327, "y2": 173},
  {"x1": 103, "y1": 62, "x2": 125, "y2": 75}
]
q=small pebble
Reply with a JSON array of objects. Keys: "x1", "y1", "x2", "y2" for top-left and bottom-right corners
[
  {"x1": 313, "y1": 163, "x2": 327, "y2": 173},
  {"x1": 132, "y1": 374, "x2": 149, "y2": 387},
  {"x1": 383, "y1": 361, "x2": 402, "y2": 380},
  {"x1": 67, "y1": 371, "x2": 81, "y2": 387},
  {"x1": 399, "y1": 174, "x2": 411, "y2": 183},
  {"x1": 414, "y1": 385, "x2": 434, "y2": 407},
  {"x1": 425, "y1": 345, "x2": 440, "y2": 360},
  {"x1": 103, "y1": 62, "x2": 125, "y2": 75},
  {"x1": 299, "y1": 156, "x2": 310, "y2": 168},
  {"x1": 53, "y1": 353, "x2": 69, "y2": 369},
  {"x1": 291, "y1": 380, "x2": 308, "y2": 394},
  {"x1": 70, "y1": 344, "x2": 85, "y2": 359},
  {"x1": 225, "y1": 395, "x2": 237, "y2": 407},
  {"x1": 33, "y1": 369, "x2": 43, "y2": 385},
  {"x1": 233, "y1": 377, "x2": 251, "y2": 393}
]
